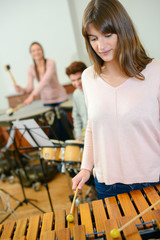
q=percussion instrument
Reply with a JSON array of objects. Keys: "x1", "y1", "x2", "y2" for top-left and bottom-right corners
[
  {"x1": 0, "y1": 100, "x2": 52, "y2": 127},
  {"x1": 40, "y1": 140, "x2": 64, "y2": 163},
  {"x1": 0, "y1": 184, "x2": 160, "y2": 239},
  {"x1": 63, "y1": 140, "x2": 84, "y2": 170}
]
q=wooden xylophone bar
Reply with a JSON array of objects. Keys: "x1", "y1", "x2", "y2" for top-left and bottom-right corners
[{"x1": 0, "y1": 184, "x2": 160, "y2": 239}]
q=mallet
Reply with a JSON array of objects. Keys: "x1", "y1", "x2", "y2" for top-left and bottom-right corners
[
  {"x1": 66, "y1": 186, "x2": 79, "y2": 222},
  {"x1": 4, "y1": 65, "x2": 17, "y2": 85},
  {"x1": 6, "y1": 103, "x2": 25, "y2": 116},
  {"x1": 110, "y1": 198, "x2": 160, "y2": 238}
]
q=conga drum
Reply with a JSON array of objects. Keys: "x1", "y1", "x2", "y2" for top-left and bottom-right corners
[
  {"x1": 63, "y1": 140, "x2": 84, "y2": 170},
  {"x1": 40, "y1": 139, "x2": 64, "y2": 163}
]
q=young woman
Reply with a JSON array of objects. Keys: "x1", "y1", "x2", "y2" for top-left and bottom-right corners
[
  {"x1": 14, "y1": 42, "x2": 68, "y2": 106},
  {"x1": 72, "y1": 0, "x2": 160, "y2": 199}
]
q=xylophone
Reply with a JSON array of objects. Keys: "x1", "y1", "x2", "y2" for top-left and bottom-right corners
[{"x1": 0, "y1": 184, "x2": 160, "y2": 240}]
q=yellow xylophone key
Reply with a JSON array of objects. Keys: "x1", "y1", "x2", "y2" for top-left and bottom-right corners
[
  {"x1": 0, "y1": 224, "x2": 3, "y2": 235},
  {"x1": 26, "y1": 215, "x2": 40, "y2": 240},
  {"x1": 0, "y1": 221, "x2": 15, "y2": 239},
  {"x1": 143, "y1": 186, "x2": 160, "y2": 209},
  {"x1": 92, "y1": 199, "x2": 107, "y2": 237},
  {"x1": 13, "y1": 218, "x2": 28, "y2": 239},
  {"x1": 79, "y1": 202, "x2": 94, "y2": 239},
  {"x1": 41, "y1": 230, "x2": 56, "y2": 240},
  {"x1": 54, "y1": 209, "x2": 66, "y2": 238},
  {"x1": 57, "y1": 228, "x2": 71, "y2": 240},
  {"x1": 66, "y1": 206, "x2": 78, "y2": 236},
  {"x1": 40, "y1": 212, "x2": 54, "y2": 239},
  {"x1": 152, "y1": 209, "x2": 160, "y2": 230},
  {"x1": 73, "y1": 225, "x2": 86, "y2": 240},
  {"x1": 0, "y1": 239, "x2": 11, "y2": 240},
  {"x1": 105, "y1": 196, "x2": 122, "y2": 224},
  {"x1": 155, "y1": 184, "x2": 160, "y2": 192},
  {"x1": 120, "y1": 216, "x2": 142, "y2": 240},
  {"x1": 12, "y1": 237, "x2": 26, "y2": 240},
  {"x1": 130, "y1": 189, "x2": 153, "y2": 228},
  {"x1": 2, "y1": 239, "x2": 25, "y2": 240},
  {"x1": 117, "y1": 193, "x2": 141, "y2": 225}
]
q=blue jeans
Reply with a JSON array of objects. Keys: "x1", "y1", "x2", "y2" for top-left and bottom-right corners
[{"x1": 94, "y1": 177, "x2": 160, "y2": 200}]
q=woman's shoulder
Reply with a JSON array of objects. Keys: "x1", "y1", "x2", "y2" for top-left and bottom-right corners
[
  {"x1": 146, "y1": 59, "x2": 160, "y2": 71},
  {"x1": 141, "y1": 59, "x2": 160, "y2": 76},
  {"x1": 82, "y1": 65, "x2": 94, "y2": 78},
  {"x1": 46, "y1": 59, "x2": 56, "y2": 67},
  {"x1": 28, "y1": 63, "x2": 35, "y2": 75}
]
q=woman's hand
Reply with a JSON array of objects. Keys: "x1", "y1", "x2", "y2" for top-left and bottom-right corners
[
  {"x1": 72, "y1": 169, "x2": 91, "y2": 191},
  {"x1": 24, "y1": 93, "x2": 34, "y2": 106},
  {"x1": 14, "y1": 84, "x2": 25, "y2": 93}
]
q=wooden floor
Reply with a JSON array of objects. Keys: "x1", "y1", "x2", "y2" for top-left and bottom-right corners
[{"x1": 0, "y1": 170, "x2": 92, "y2": 224}]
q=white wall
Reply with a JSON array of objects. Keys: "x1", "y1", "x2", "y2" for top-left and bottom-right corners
[
  {"x1": 119, "y1": 0, "x2": 160, "y2": 59},
  {"x1": 0, "y1": 0, "x2": 160, "y2": 109}
]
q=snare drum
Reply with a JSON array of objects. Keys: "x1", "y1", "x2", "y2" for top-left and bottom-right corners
[
  {"x1": 40, "y1": 139, "x2": 64, "y2": 162},
  {"x1": 64, "y1": 140, "x2": 84, "y2": 163}
]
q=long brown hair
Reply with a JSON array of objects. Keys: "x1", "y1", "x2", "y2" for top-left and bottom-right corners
[
  {"x1": 29, "y1": 42, "x2": 46, "y2": 81},
  {"x1": 82, "y1": 0, "x2": 152, "y2": 80}
]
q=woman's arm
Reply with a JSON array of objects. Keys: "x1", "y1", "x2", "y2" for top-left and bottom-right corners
[{"x1": 72, "y1": 120, "x2": 94, "y2": 190}]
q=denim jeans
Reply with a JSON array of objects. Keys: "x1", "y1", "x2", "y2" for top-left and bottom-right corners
[{"x1": 94, "y1": 177, "x2": 160, "y2": 200}]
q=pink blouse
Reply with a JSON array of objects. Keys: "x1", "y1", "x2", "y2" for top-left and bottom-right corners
[
  {"x1": 26, "y1": 59, "x2": 68, "y2": 104},
  {"x1": 81, "y1": 59, "x2": 160, "y2": 185}
]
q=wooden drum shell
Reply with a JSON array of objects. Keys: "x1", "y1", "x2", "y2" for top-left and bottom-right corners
[
  {"x1": 64, "y1": 140, "x2": 84, "y2": 163},
  {"x1": 40, "y1": 140, "x2": 64, "y2": 162}
]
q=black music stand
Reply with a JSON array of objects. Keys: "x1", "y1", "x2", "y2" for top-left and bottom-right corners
[
  {"x1": 21, "y1": 123, "x2": 54, "y2": 213},
  {"x1": 0, "y1": 119, "x2": 54, "y2": 223}
]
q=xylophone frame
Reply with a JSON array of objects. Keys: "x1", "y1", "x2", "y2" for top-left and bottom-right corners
[{"x1": 0, "y1": 184, "x2": 160, "y2": 239}]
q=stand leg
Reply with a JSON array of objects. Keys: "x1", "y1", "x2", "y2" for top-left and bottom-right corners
[
  {"x1": 40, "y1": 157, "x2": 54, "y2": 213},
  {"x1": 0, "y1": 167, "x2": 46, "y2": 224}
]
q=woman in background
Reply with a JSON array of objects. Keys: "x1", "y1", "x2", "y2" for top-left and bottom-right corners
[
  {"x1": 14, "y1": 42, "x2": 72, "y2": 141},
  {"x1": 14, "y1": 42, "x2": 68, "y2": 106}
]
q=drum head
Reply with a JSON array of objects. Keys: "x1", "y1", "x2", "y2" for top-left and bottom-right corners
[
  {"x1": 65, "y1": 139, "x2": 84, "y2": 147},
  {"x1": 50, "y1": 139, "x2": 64, "y2": 147}
]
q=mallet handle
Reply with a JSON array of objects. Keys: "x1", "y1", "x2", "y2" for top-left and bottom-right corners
[
  {"x1": 8, "y1": 69, "x2": 17, "y2": 85},
  {"x1": 119, "y1": 198, "x2": 160, "y2": 232},
  {"x1": 70, "y1": 186, "x2": 79, "y2": 214}
]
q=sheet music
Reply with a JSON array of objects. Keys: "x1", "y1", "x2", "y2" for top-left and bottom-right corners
[{"x1": 12, "y1": 119, "x2": 54, "y2": 147}]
